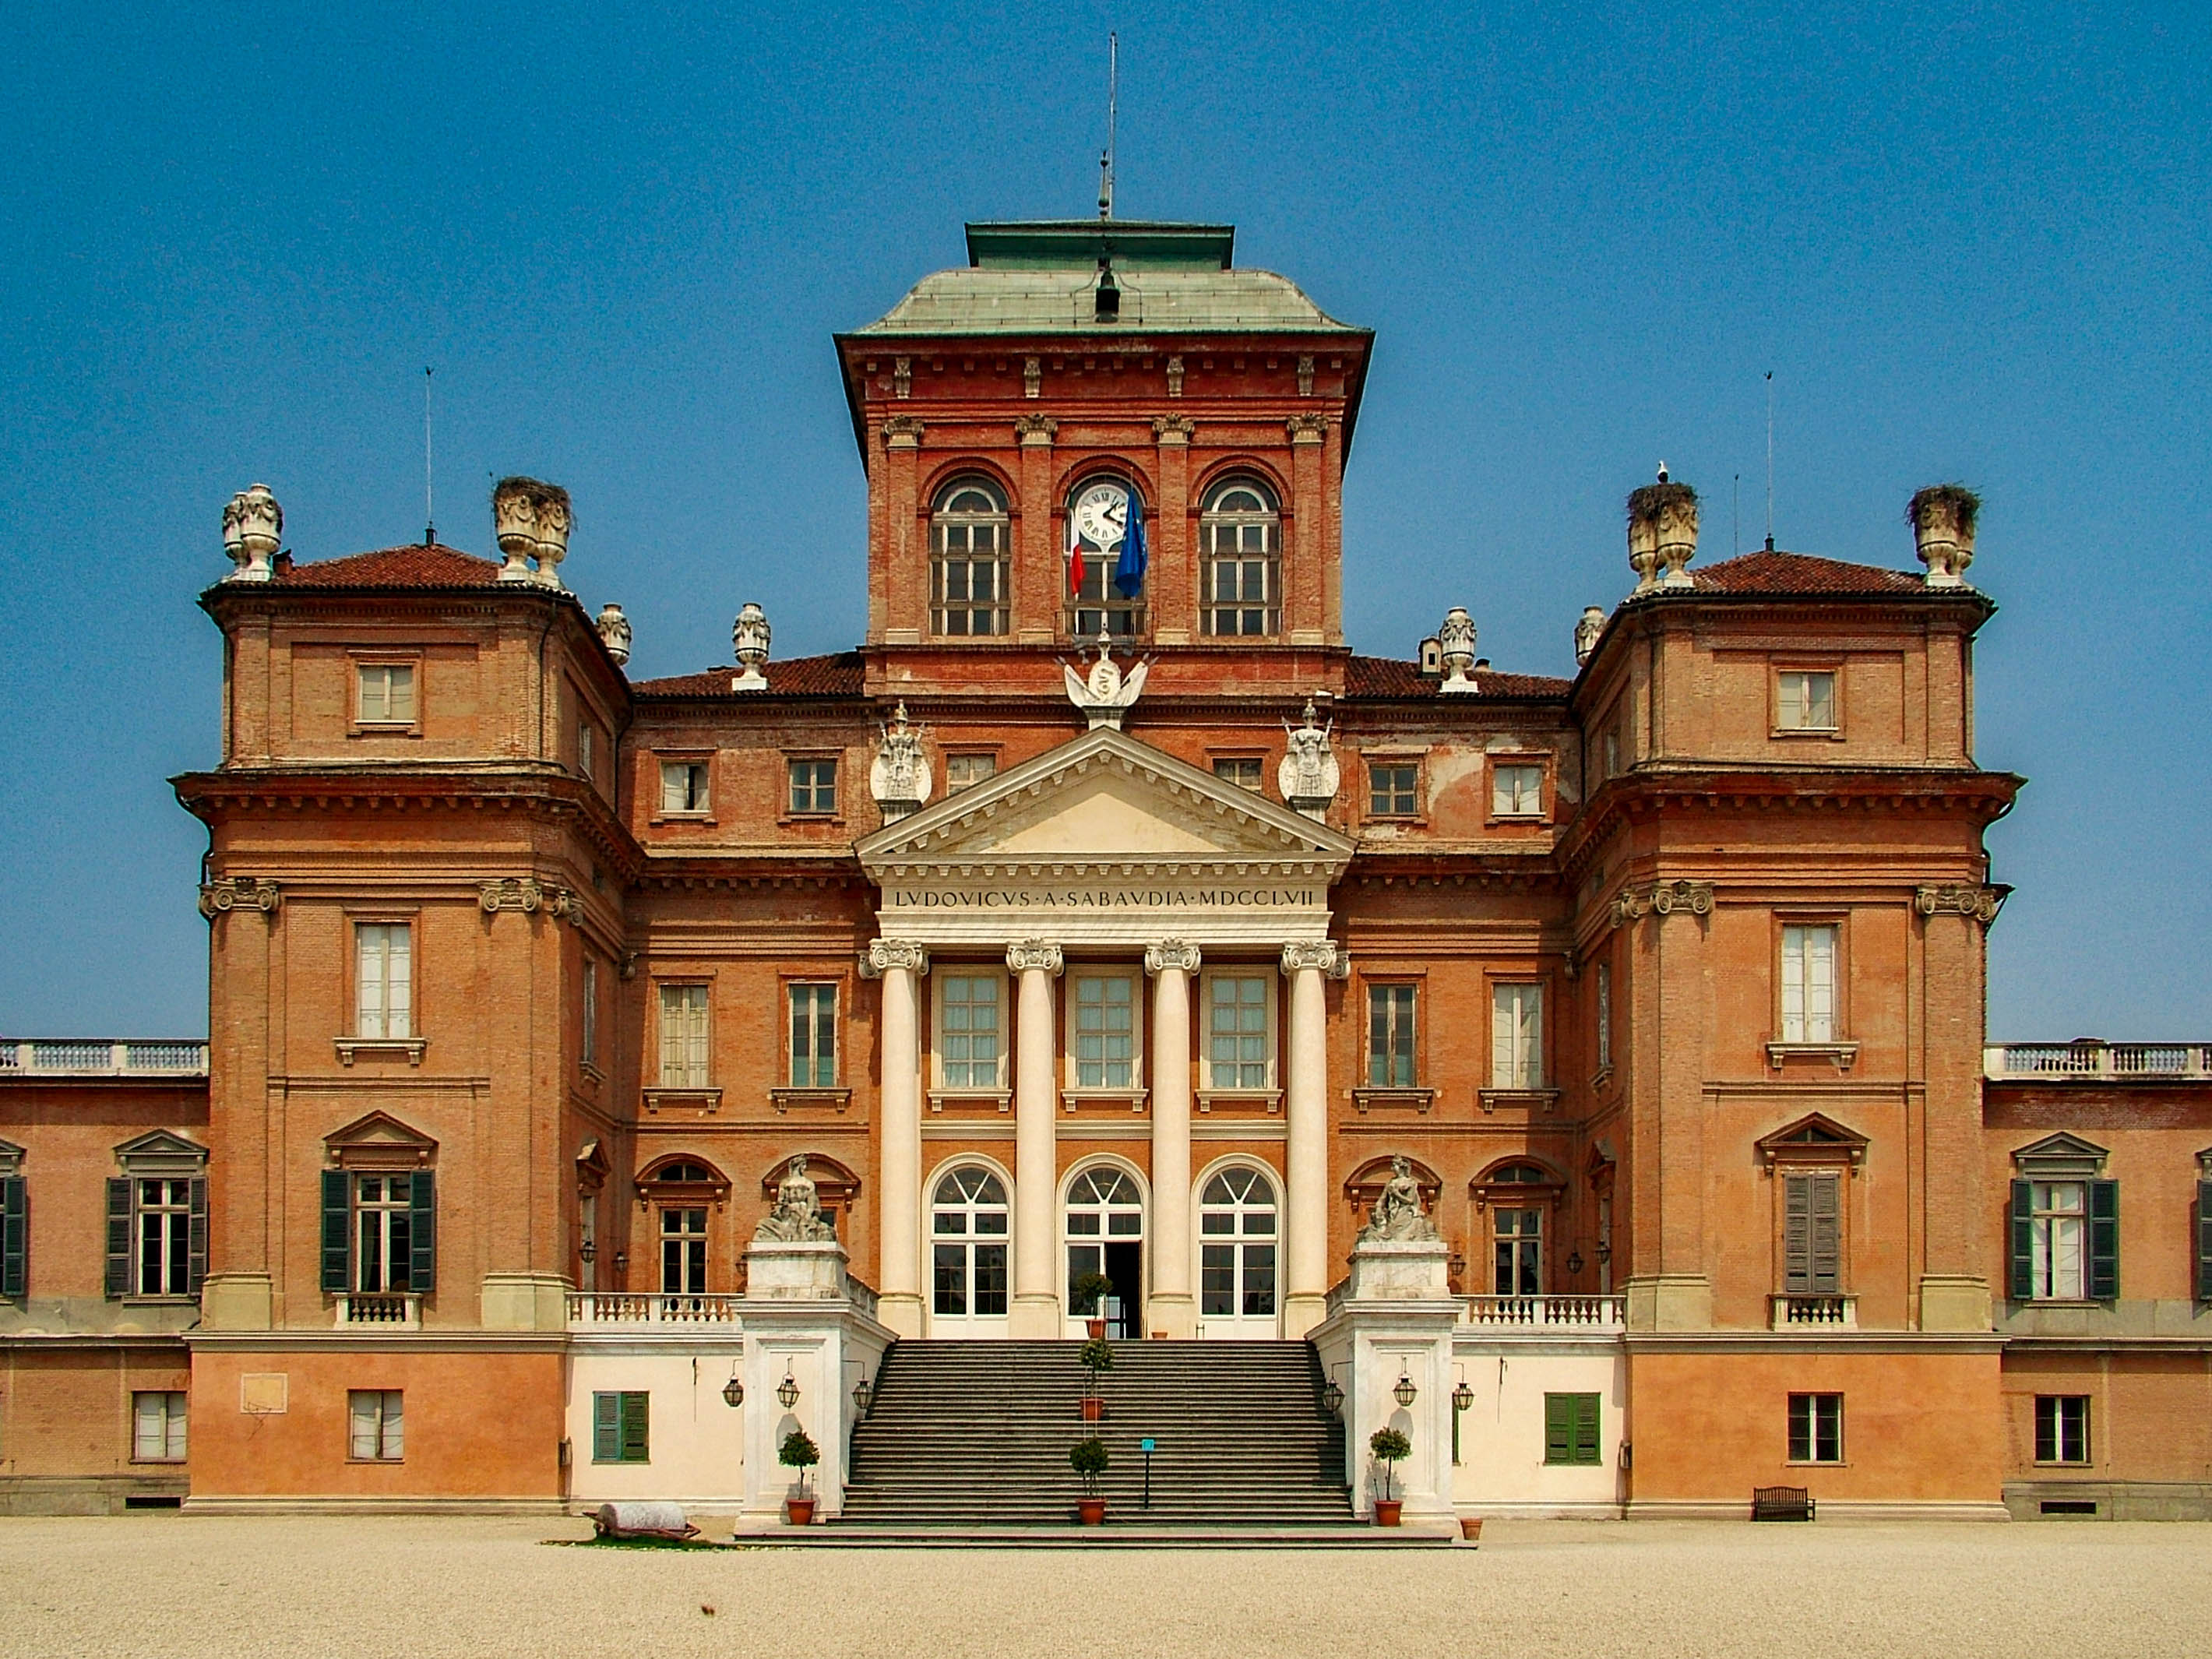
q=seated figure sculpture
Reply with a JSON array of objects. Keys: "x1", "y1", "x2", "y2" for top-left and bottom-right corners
[
  {"x1": 754, "y1": 1154, "x2": 838, "y2": 1243},
  {"x1": 1361, "y1": 1154, "x2": 1441, "y2": 1243}
]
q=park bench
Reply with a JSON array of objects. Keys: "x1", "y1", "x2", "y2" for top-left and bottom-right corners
[{"x1": 1751, "y1": 1485, "x2": 1815, "y2": 1522}]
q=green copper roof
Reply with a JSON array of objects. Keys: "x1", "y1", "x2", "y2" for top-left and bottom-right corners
[{"x1": 965, "y1": 220, "x2": 1235, "y2": 271}]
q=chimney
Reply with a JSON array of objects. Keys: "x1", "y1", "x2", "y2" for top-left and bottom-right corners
[
  {"x1": 1908, "y1": 484, "x2": 1980, "y2": 587},
  {"x1": 221, "y1": 484, "x2": 282, "y2": 583},
  {"x1": 491, "y1": 477, "x2": 572, "y2": 588}
]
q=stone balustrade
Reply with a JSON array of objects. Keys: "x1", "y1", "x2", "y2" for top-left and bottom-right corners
[
  {"x1": 567, "y1": 1293, "x2": 744, "y2": 1327},
  {"x1": 1985, "y1": 1041, "x2": 2212, "y2": 1080},
  {"x1": 0, "y1": 1039, "x2": 208, "y2": 1076}
]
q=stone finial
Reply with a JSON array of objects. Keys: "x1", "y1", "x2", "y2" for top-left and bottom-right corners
[
  {"x1": 221, "y1": 484, "x2": 282, "y2": 583},
  {"x1": 731, "y1": 602, "x2": 771, "y2": 691},
  {"x1": 869, "y1": 702, "x2": 932, "y2": 821},
  {"x1": 1627, "y1": 474, "x2": 1698, "y2": 591},
  {"x1": 491, "y1": 477, "x2": 572, "y2": 588},
  {"x1": 1436, "y1": 608, "x2": 1478, "y2": 693},
  {"x1": 1575, "y1": 606, "x2": 1606, "y2": 667},
  {"x1": 595, "y1": 603, "x2": 632, "y2": 666},
  {"x1": 1277, "y1": 699, "x2": 1340, "y2": 820},
  {"x1": 1908, "y1": 484, "x2": 1980, "y2": 588}
]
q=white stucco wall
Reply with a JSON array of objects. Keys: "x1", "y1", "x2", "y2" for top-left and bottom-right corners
[
  {"x1": 1449, "y1": 1341, "x2": 1626, "y2": 1516},
  {"x1": 566, "y1": 1342, "x2": 748, "y2": 1509}
]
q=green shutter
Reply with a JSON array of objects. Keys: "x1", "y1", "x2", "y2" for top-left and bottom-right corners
[
  {"x1": 1784, "y1": 1176, "x2": 1812, "y2": 1293},
  {"x1": 187, "y1": 1177, "x2": 208, "y2": 1294},
  {"x1": 2089, "y1": 1180, "x2": 2119, "y2": 1301},
  {"x1": 321, "y1": 1170, "x2": 350, "y2": 1292},
  {"x1": 593, "y1": 1392, "x2": 619, "y2": 1463},
  {"x1": 1543, "y1": 1393, "x2": 1572, "y2": 1465},
  {"x1": 621, "y1": 1392, "x2": 650, "y2": 1463},
  {"x1": 2009, "y1": 1180, "x2": 2034, "y2": 1301},
  {"x1": 0, "y1": 1176, "x2": 25, "y2": 1298},
  {"x1": 1573, "y1": 1393, "x2": 1601, "y2": 1465},
  {"x1": 105, "y1": 1178, "x2": 131, "y2": 1298},
  {"x1": 409, "y1": 1170, "x2": 436, "y2": 1294},
  {"x1": 2197, "y1": 1182, "x2": 2212, "y2": 1303}
]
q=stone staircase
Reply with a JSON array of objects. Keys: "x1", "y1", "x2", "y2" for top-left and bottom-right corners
[{"x1": 839, "y1": 1340, "x2": 1355, "y2": 1528}]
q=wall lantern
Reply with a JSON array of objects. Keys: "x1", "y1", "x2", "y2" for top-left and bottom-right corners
[
  {"x1": 1452, "y1": 1379, "x2": 1474, "y2": 1413},
  {"x1": 852, "y1": 1374, "x2": 874, "y2": 1416},
  {"x1": 1566, "y1": 1249, "x2": 1585, "y2": 1276},
  {"x1": 721, "y1": 1372, "x2": 745, "y2": 1409},
  {"x1": 579, "y1": 1238, "x2": 597, "y2": 1264},
  {"x1": 1393, "y1": 1369, "x2": 1418, "y2": 1408},
  {"x1": 612, "y1": 1251, "x2": 628, "y2": 1277},
  {"x1": 1319, "y1": 1378, "x2": 1344, "y2": 1418},
  {"x1": 777, "y1": 1369, "x2": 801, "y2": 1410}
]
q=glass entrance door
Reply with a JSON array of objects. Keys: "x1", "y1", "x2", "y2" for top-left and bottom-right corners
[
  {"x1": 1065, "y1": 1166, "x2": 1143, "y2": 1338},
  {"x1": 1199, "y1": 1165, "x2": 1280, "y2": 1338},
  {"x1": 930, "y1": 1165, "x2": 1009, "y2": 1336}
]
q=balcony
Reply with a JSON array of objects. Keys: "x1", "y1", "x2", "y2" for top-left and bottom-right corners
[
  {"x1": 1985, "y1": 1041, "x2": 2212, "y2": 1081},
  {"x1": 1770, "y1": 1294, "x2": 1858, "y2": 1330},
  {"x1": 1460, "y1": 1294, "x2": 1625, "y2": 1330},
  {"x1": 334, "y1": 1294, "x2": 421, "y2": 1329},
  {"x1": 567, "y1": 1293, "x2": 743, "y2": 1328},
  {"x1": 0, "y1": 1039, "x2": 208, "y2": 1078}
]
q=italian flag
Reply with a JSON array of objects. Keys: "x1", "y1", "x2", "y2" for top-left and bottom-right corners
[{"x1": 1068, "y1": 519, "x2": 1087, "y2": 597}]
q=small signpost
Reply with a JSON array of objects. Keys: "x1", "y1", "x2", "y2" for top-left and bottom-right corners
[{"x1": 1140, "y1": 1437, "x2": 1157, "y2": 1509}]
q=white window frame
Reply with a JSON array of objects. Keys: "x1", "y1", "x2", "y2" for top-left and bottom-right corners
[
  {"x1": 942, "y1": 752, "x2": 999, "y2": 794},
  {"x1": 1198, "y1": 477, "x2": 1281, "y2": 639},
  {"x1": 2036, "y1": 1394, "x2": 2091, "y2": 1464},
  {"x1": 1198, "y1": 1163, "x2": 1280, "y2": 1327},
  {"x1": 354, "y1": 1173, "x2": 414, "y2": 1294},
  {"x1": 658, "y1": 759, "x2": 711, "y2": 815},
  {"x1": 1491, "y1": 982, "x2": 1544, "y2": 1090},
  {"x1": 1492, "y1": 762, "x2": 1546, "y2": 819},
  {"x1": 355, "y1": 660, "x2": 417, "y2": 727},
  {"x1": 934, "y1": 970, "x2": 1008, "y2": 1090},
  {"x1": 657, "y1": 983, "x2": 710, "y2": 1088},
  {"x1": 1493, "y1": 1204, "x2": 1543, "y2": 1296},
  {"x1": 931, "y1": 1164, "x2": 1012, "y2": 1324},
  {"x1": 1066, "y1": 970, "x2": 1143, "y2": 1090},
  {"x1": 1203, "y1": 971, "x2": 1275, "y2": 1089},
  {"x1": 1788, "y1": 1391, "x2": 1844, "y2": 1464},
  {"x1": 354, "y1": 921, "x2": 413, "y2": 1041},
  {"x1": 1367, "y1": 982, "x2": 1418, "y2": 1087},
  {"x1": 2028, "y1": 1180, "x2": 2088, "y2": 1301},
  {"x1": 788, "y1": 981, "x2": 838, "y2": 1088},
  {"x1": 135, "y1": 1177, "x2": 194, "y2": 1297},
  {"x1": 931, "y1": 479, "x2": 1012, "y2": 639},
  {"x1": 1776, "y1": 669, "x2": 1840, "y2": 733},
  {"x1": 132, "y1": 1390, "x2": 187, "y2": 1462},
  {"x1": 581, "y1": 957, "x2": 599, "y2": 1069},
  {"x1": 1780, "y1": 924, "x2": 1839, "y2": 1043},
  {"x1": 348, "y1": 1389, "x2": 403, "y2": 1461},
  {"x1": 576, "y1": 718, "x2": 596, "y2": 782}
]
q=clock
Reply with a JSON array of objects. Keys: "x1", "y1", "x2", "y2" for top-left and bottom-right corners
[{"x1": 1072, "y1": 481, "x2": 1129, "y2": 549}]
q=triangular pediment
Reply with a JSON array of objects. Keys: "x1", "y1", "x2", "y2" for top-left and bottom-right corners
[
  {"x1": 325, "y1": 1111, "x2": 438, "y2": 1168},
  {"x1": 1755, "y1": 1112, "x2": 1869, "y2": 1168},
  {"x1": 2011, "y1": 1132, "x2": 2108, "y2": 1175},
  {"x1": 113, "y1": 1129, "x2": 209, "y2": 1171},
  {"x1": 858, "y1": 726, "x2": 1352, "y2": 872}
]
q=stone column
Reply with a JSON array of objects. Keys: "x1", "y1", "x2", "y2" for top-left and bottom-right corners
[
  {"x1": 1281, "y1": 941, "x2": 1344, "y2": 1337},
  {"x1": 1008, "y1": 940, "x2": 1065, "y2": 1337},
  {"x1": 861, "y1": 939, "x2": 928, "y2": 1337},
  {"x1": 1146, "y1": 939, "x2": 1201, "y2": 1338}
]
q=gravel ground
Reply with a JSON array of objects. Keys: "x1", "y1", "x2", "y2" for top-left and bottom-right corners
[{"x1": 2, "y1": 1513, "x2": 2209, "y2": 1657}]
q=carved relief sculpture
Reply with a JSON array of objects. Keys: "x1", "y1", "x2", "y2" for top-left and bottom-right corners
[
  {"x1": 1063, "y1": 633, "x2": 1148, "y2": 730},
  {"x1": 1610, "y1": 879, "x2": 1716, "y2": 928},
  {"x1": 869, "y1": 703, "x2": 933, "y2": 821},
  {"x1": 220, "y1": 484, "x2": 282, "y2": 583},
  {"x1": 1277, "y1": 699, "x2": 1340, "y2": 819},
  {"x1": 754, "y1": 1154, "x2": 837, "y2": 1242},
  {"x1": 1916, "y1": 884, "x2": 2003, "y2": 926}
]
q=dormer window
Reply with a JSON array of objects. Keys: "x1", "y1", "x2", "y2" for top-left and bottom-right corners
[
  {"x1": 1199, "y1": 478, "x2": 1280, "y2": 637},
  {"x1": 931, "y1": 479, "x2": 1010, "y2": 637}
]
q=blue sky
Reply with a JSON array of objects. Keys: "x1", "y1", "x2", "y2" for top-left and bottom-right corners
[{"x1": 2, "y1": 2, "x2": 2205, "y2": 1037}]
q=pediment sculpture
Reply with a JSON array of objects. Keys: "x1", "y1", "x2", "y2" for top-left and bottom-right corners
[
  {"x1": 869, "y1": 703, "x2": 932, "y2": 821},
  {"x1": 1359, "y1": 1154, "x2": 1440, "y2": 1244},
  {"x1": 754, "y1": 1154, "x2": 837, "y2": 1242},
  {"x1": 1277, "y1": 699, "x2": 1340, "y2": 820},
  {"x1": 1064, "y1": 632, "x2": 1149, "y2": 729}
]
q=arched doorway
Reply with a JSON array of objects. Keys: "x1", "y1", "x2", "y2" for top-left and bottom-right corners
[
  {"x1": 1198, "y1": 1163, "x2": 1280, "y2": 1339},
  {"x1": 1064, "y1": 1164, "x2": 1144, "y2": 1338},
  {"x1": 928, "y1": 1163, "x2": 1010, "y2": 1336}
]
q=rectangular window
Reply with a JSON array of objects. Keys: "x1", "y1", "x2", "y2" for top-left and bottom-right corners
[
  {"x1": 354, "y1": 922, "x2": 412, "y2": 1040},
  {"x1": 592, "y1": 1390, "x2": 650, "y2": 1464},
  {"x1": 1207, "y1": 975, "x2": 1271, "y2": 1087},
  {"x1": 943, "y1": 753, "x2": 998, "y2": 794},
  {"x1": 132, "y1": 1390, "x2": 187, "y2": 1462},
  {"x1": 2028, "y1": 1181, "x2": 2088, "y2": 1300},
  {"x1": 1492, "y1": 983, "x2": 1543, "y2": 1089},
  {"x1": 1777, "y1": 671, "x2": 1838, "y2": 731},
  {"x1": 1788, "y1": 1393, "x2": 1844, "y2": 1463},
  {"x1": 1495, "y1": 1208, "x2": 1542, "y2": 1296},
  {"x1": 1779, "y1": 924, "x2": 1837, "y2": 1043},
  {"x1": 348, "y1": 1390, "x2": 403, "y2": 1461},
  {"x1": 1603, "y1": 729, "x2": 1621, "y2": 778},
  {"x1": 354, "y1": 1174, "x2": 414, "y2": 1294},
  {"x1": 1368, "y1": 762, "x2": 1418, "y2": 817},
  {"x1": 1367, "y1": 984, "x2": 1416, "y2": 1087},
  {"x1": 660, "y1": 1207, "x2": 707, "y2": 1295},
  {"x1": 135, "y1": 1178, "x2": 194, "y2": 1296},
  {"x1": 581, "y1": 958, "x2": 599, "y2": 1067},
  {"x1": 1543, "y1": 1393, "x2": 1601, "y2": 1466},
  {"x1": 1596, "y1": 960, "x2": 1612, "y2": 1073},
  {"x1": 1213, "y1": 757, "x2": 1264, "y2": 792},
  {"x1": 576, "y1": 720, "x2": 595, "y2": 782},
  {"x1": 657, "y1": 984, "x2": 710, "y2": 1087},
  {"x1": 659, "y1": 760, "x2": 710, "y2": 814},
  {"x1": 788, "y1": 983, "x2": 837, "y2": 1087},
  {"x1": 1783, "y1": 1172, "x2": 1842, "y2": 1294},
  {"x1": 357, "y1": 663, "x2": 417, "y2": 725},
  {"x1": 787, "y1": 758, "x2": 837, "y2": 815},
  {"x1": 938, "y1": 974, "x2": 1002, "y2": 1088},
  {"x1": 2035, "y1": 1395, "x2": 2090, "y2": 1464},
  {"x1": 1492, "y1": 763, "x2": 1545, "y2": 818},
  {"x1": 1072, "y1": 974, "x2": 1136, "y2": 1088}
]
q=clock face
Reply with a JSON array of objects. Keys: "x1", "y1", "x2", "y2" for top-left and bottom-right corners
[{"x1": 1072, "y1": 481, "x2": 1129, "y2": 549}]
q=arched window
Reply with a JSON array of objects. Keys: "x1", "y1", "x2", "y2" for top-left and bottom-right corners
[
  {"x1": 1199, "y1": 477, "x2": 1280, "y2": 637},
  {"x1": 1065, "y1": 476, "x2": 1146, "y2": 640},
  {"x1": 1486, "y1": 1164, "x2": 1551, "y2": 1298},
  {"x1": 932, "y1": 478, "x2": 1009, "y2": 637},
  {"x1": 1199, "y1": 1165, "x2": 1278, "y2": 1330},
  {"x1": 931, "y1": 1165, "x2": 1009, "y2": 1320}
]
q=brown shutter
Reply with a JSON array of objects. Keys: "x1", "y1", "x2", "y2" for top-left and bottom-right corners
[
  {"x1": 1784, "y1": 1175, "x2": 1812, "y2": 1293},
  {"x1": 1811, "y1": 1175, "x2": 1841, "y2": 1294}
]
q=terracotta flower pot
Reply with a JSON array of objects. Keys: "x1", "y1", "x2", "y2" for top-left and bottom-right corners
[
  {"x1": 1460, "y1": 1516, "x2": 1483, "y2": 1542},
  {"x1": 1080, "y1": 1397, "x2": 1105, "y2": 1422},
  {"x1": 785, "y1": 1496, "x2": 815, "y2": 1526},
  {"x1": 1374, "y1": 1499, "x2": 1404, "y2": 1527},
  {"x1": 1086, "y1": 1319, "x2": 1107, "y2": 1339},
  {"x1": 1077, "y1": 1497, "x2": 1107, "y2": 1525}
]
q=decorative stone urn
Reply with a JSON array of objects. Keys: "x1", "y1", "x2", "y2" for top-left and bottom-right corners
[
  {"x1": 491, "y1": 477, "x2": 572, "y2": 587},
  {"x1": 1574, "y1": 605, "x2": 1605, "y2": 666},
  {"x1": 595, "y1": 603, "x2": 632, "y2": 666},
  {"x1": 731, "y1": 602, "x2": 771, "y2": 690},
  {"x1": 1908, "y1": 484, "x2": 1979, "y2": 588},
  {"x1": 1626, "y1": 475, "x2": 1698, "y2": 590},
  {"x1": 221, "y1": 484, "x2": 282, "y2": 583},
  {"x1": 1437, "y1": 608, "x2": 1478, "y2": 693}
]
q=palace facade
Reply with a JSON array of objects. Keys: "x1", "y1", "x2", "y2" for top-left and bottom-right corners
[{"x1": 5, "y1": 217, "x2": 2210, "y2": 1523}]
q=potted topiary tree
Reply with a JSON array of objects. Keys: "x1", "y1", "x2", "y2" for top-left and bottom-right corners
[
  {"x1": 780, "y1": 1428, "x2": 821, "y2": 1525},
  {"x1": 1070, "y1": 1436, "x2": 1110, "y2": 1524},
  {"x1": 1073, "y1": 1271, "x2": 1114, "y2": 1339},
  {"x1": 1078, "y1": 1335, "x2": 1114, "y2": 1423},
  {"x1": 1369, "y1": 1426, "x2": 1411, "y2": 1527}
]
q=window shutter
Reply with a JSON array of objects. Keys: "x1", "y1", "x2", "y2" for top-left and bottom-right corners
[
  {"x1": 622, "y1": 1392, "x2": 650, "y2": 1462},
  {"x1": 409, "y1": 1169, "x2": 436, "y2": 1294},
  {"x1": 594, "y1": 1392, "x2": 619, "y2": 1463},
  {"x1": 1544, "y1": 1393, "x2": 1571, "y2": 1464},
  {"x1": 0, "y1": 1175, "x2": 25, "y2": 1298},
  {"x1": 1811, "y1": 1175, "x2": 1841, "y2": 1294},
  {"x1": 1784, "y1": 1175, "x2": 1812, "y2": 1294},
  {"x1": 187, "y1": 1176, "x2": 208, "y2": 1294},
  {"x1": 106, "y1": 1178, "x2": 131, "y2": 1298},
  {"x1": 1574, "y1": 1393, "x2": 1601, "y2": 1464},
  {"x1": 2088, "y1": 1179, "x2": 2119, "y2": 1301},
  {"x1": 321, "y1": 1169, "x2": 351, "y2": 1292},
  {"x1": 2198, "y1": 1182, "x2": 2212, "y2": 1303},
  {"x1": 2009, "y1": 1180, "x2": 2035, "y2": 1301}
]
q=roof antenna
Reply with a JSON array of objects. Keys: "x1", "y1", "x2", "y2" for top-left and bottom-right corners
[
  {"x1": 1097, "y1": 32, "x2": 1117, "y2": 220},
  {"x1": 1763, "y1": 370, "x2": 1775, "y2": 552},
  {"x1": 423, "y1": 366, "x2": 436, "y2": 546}
]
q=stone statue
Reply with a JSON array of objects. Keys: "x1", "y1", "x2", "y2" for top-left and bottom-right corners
[
  {"x1": 1277, "y1": 699, "x2": 1340, "y2": 819},
  {"x1": 1361, "y1": 1154, "x2": 1440, "y2": 1243},
  {"x1": 868, "y1": 702, "x2": 932, "y2": 820},
  {"x1": 754, "y1": 1154, "x2": 837, "y2": 1242},
  {"x1": 1062, "y1": 632, "x2": 1148, "y2": 729}
]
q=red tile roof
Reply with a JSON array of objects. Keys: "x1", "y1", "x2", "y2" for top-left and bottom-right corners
[
  {"x1": 1344, "y1": 655, "x2": 1571, "y2": 699},
  {"x1": 274, "y1": 544, "x2": 505, "y2": 588},
  {"x1": 1689, "y1": 551, "x2": 1926, "y2": 596},
  {"x1": 631, "y1": 652, "x2": 866, "y2": 698}
]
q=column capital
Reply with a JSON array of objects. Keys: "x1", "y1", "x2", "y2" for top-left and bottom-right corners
[
  {"x1": 1006, "y1": 939, "x2": 1064, "y2": 976},
  {"x1": 199, "y1": 875, "x2": 280, "y2": 918},
  {"x1": 880, "y1": 415, "x2": 925, "y2": 449},
  {"x1": 1280, "y1": 941, "x2": 1349, "y2": 978},
  {"x1": 1150, "y1": 414, "x2": 1195, "y2": 446},
  {"x1": 1915, "y1": 883, "x2": 2003, "y2": 927},
  {"x1": 1286, "y1": 413, "x2": 1330, "y2": 445},
  {"x1": 1144, "y1": 939, "x2": 1201, "y2": 976},
  {"x1": 861, "y1": 939, "x2": 929, "y2": 978},
  {"x1": 1609, "y1": 879, "x2": 1714, "y2": 928},
  {"x1": 1014, "y1": 414, "x2": 1058, "y2": 447}
]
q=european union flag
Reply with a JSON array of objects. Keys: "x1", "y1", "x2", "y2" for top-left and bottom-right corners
[{"x1": 1114, "y1": 491, "x2": 1147, "y2": 599}]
